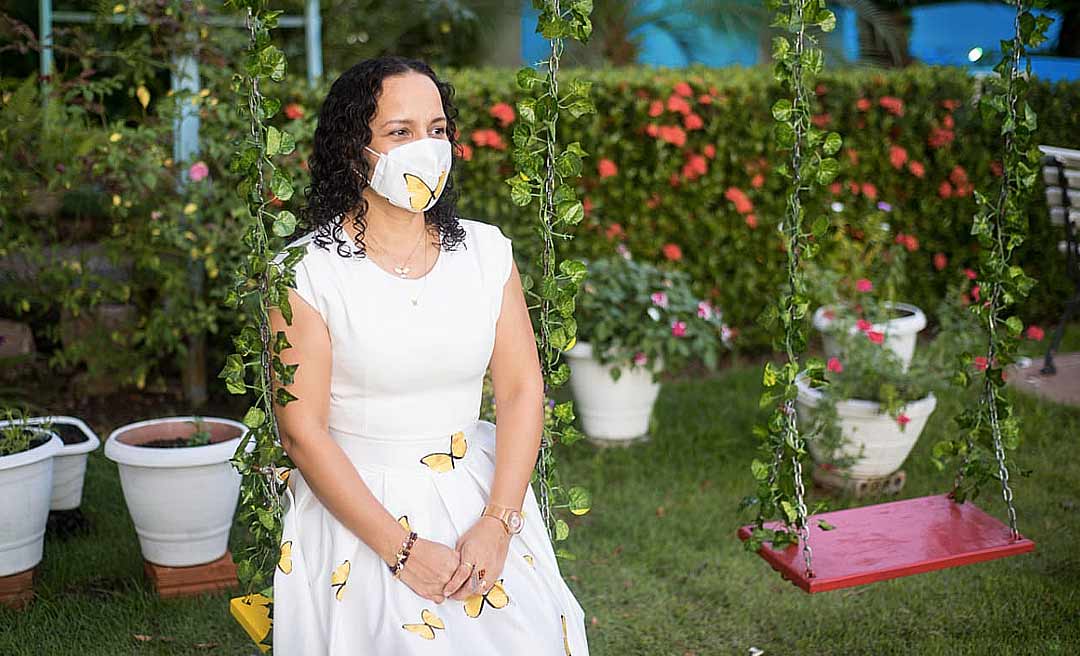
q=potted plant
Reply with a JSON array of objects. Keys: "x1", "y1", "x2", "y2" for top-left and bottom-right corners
[
  {"x1": 809, "y1": 202, "x2": 926, "y2": 371},
  {"x1": 104, "y1": 415, "x2": 251, "y2": 567},
  {"x1": 0, "y1": 415, "x2": 101, "y2": 512},
  {"x1": 565, "y1": 245, "x2": 732, "y2": 443},
  {"x1": 0, "y1": 408, "x2": 62, "y2": 577}
]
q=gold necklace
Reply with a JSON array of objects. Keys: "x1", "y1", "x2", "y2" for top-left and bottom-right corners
[{"x1": 366, "y1": 224, "x2": 426, "y2": 278}]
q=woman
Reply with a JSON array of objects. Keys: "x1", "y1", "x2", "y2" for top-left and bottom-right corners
[{"x1": 269, "y1": 56, "x2": 588, "y2": 655}]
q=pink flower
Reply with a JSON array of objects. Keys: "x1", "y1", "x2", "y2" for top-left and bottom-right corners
[
  {"x1": 598, "y1": 158, "x2": 619, "y2": 179},
  {"x1": 489, "y1": 102, "x2": 516, "y2": 127},
  {"x1": 648, "y1": 100, "x2": 664, "y2": 117},
  {"x1": 827, "y1": 357, "x2": 844, "y2": 373},
  {"x1": 703, "y1": 144, "x2": 716, "y2": 159},
  {"x1": 856, "y1": 98, "x2": 871, "y2": 112},
  {"x1": 458, "y1": 143, "x2": 473, "y2": 161},
  {"x1": 861, "y1": 182, "x2": 879, "y2": 200},
  {"x1": 697, "y1": 300, "x2": 713, "y2": 319},
  {"x1": 605, "y1": 223, "x2": 624, "y2": 240},
  {"x1": 645, "y1": 123, "x2": 659, "y2": 138},
  {"x1": 673, "y1": 81, "x2": 693, "y2": 97},
  {"x1": 878, "y1": 96, "x2": 905, "y2": 116},
  {"x1": 934, "y1": 252, "x2": 948, "y2": 271},
  {"x1": 811, "y1": 113, "x2": 831, "y2": 128},
  {"x1": 867, "y1": 330, "x2": 885, "y2": 344},
  {"x1": 908, "y1": 161, "x2": 926, "y2": 178},
  {"x1": 964, "y1": 268, "x2": 977, "y2": 280},
  {"x1": 472, "y1": 129, "x2": 507, "y2": 150},
  {"x1": 671, "y1": 320, "x2": 687, "y2": 337},
  {"x1": 974, "y1": 356, "x2": 988, "y2": 371},
  {"x1": 658, "y1": 125, "x2": 687, "y2": 147},
  {"x1": 284, "y1": 103, "x2": 305, "y2": 120},
  {"x1": 651, "y1": 291, "x2": 669, "y2": 308},
  {"x1": 662, "y1": 243, "x2": 683, "y2": 261},
  {"x1": 896, "y1": 413, "x2": 911, "y2": 428},
  {"x1": 856, "y1": 319, "x2": 873, "y2": 332},
  {"x1": 971, "y1": 285, "x2": 981, "y2": 302},
  {"x1": 666, "y1": 95, "x2": 691, "y2": 116},
  {"x1": 751, "y1": 173, "x2": 765, "y2": 189},
  {"x1": 1026, "y1": 325, "x2": 1045, "y2": 341},
  {"x1": 889, "y1": 145, "x2": 908, "y2": 170},
  {"x1": 633, "y1": 351, "x2": 648, "y2": 366},
  {"x1": 855, "y1": 278, "x2": 873, "y2": 293},
  {"x1": 745, "y1": 214, "x2": 758, "y2": 229},
  {"x1": 188, "y1": 160, "x2": 209, "y2": 182},
  {"x1": 938, "y1": 181, "x2": 954, "y2": 199},
  {"x1": 683, "y1": 113, "x2": 704, "y2": 131},
  {"x1": 724, "y1": 187, "x2": 754, "y2": 215}
]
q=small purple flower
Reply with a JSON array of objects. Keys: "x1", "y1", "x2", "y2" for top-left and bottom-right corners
[
  {"x1": 877, "y1": 201, "x2": 893, "y2": 212},
  {"x1": 547, "y1": 398, "x2": 556, "y2": 408}
]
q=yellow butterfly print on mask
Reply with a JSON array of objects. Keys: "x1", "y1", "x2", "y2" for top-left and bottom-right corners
[
  {"x1": 403, "y1": 170, "x2": 447, "y2": 211},
  {"x1": 420, "y1": 431, "x2": 467, "y2": 472},
  {"x1": 463, "y1": 579, "x2": 509, "y2": 618},
  {"x1": 330, "y1": 560, "x2": 350, "y2": 601},
  {"x1": 402, "y1": 608, "x2": 445, "y2": 641},
  {"x1": 278, "y1": 541, "x2": 293, "y2": 575}
]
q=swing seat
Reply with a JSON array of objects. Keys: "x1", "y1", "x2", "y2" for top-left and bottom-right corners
[{"x1": 737, "y1": 494, "x2": 1035, "y2": 593}]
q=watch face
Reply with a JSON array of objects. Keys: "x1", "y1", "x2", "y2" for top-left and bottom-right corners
[{"x1": 507, "y1": 511, "x2": 524, "y2": 533}]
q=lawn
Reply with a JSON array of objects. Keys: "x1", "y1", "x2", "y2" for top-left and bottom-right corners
[{"x1": 2, "y1": 327, "x2": 1079, "y2": 655}]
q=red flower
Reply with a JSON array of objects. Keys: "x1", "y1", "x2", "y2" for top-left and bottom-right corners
[
  {"x1": 751, "y1": 173, "x2": 765, "y2": 189},
  {"x1": 849, "y1": 181, "x2": 861, "y2": 195},
  {"x1": 745, "y1": 214, "x2": 758, "y2": 229},
  {"x1": 698, "y1": 94, "x2": 713, "y2": 105},
  {"x1": 284, "y1": 103, "x2": 305, "y2": 120},
  {"x1": 598, "y1": 158, "x2": 619, "y2": 179},
  {"x1": 472, "y1": 128, "x2": 506, "y2": 150},
  {"x1": 894, "y1": 233, "x2": 919, "y2": 252},
  {"x1": 971, "y1": 285, "x2": 981, "y2": 302},
  {"x1": 933, "y1": 252, "x2": 948, "y2": 271},
  {"x1": 949, "y1": 166, "x2": 969, "y2": 186},
  {"x1": 666, "y1": 94, "x2": 691, "y2": 116},
  {"x1": 458, "y1": 143, "x2": 474, "y2": 161},
  {"x1": 861, "y1": 182, "x2": 878, "y2": 200},
  {"x1": 645, "y1": 194, "x2": 661, "y2": 209},
  {"x1": 811, "y1": 113, "x2": 831, "y2": 128},
  {"x1": 827, "y1": 357, "x2": 844, "y2": 373},
  {"x1": 943, "y1": 114, "x2": 955, "y2": 129},
  {"x1": 990, "y1": 160, "x2": 1003, "y2": 177},
  {"x1": 648, "y1": 100, "x2": 664, "y2": 117},
  {"x1": 684, "y1": 113, "x2": 704, "y2": 131},
  {"x1": 867, "y1": 330, "x2": 885, "y2": 344},
  {"x1": 816, "y1": 83, "x2": 828, "y2": 95},
  {"x1": 829, "y1": 182, "x2": 842, "y2": 195},
  {"x1": 605, "y1": 223, "x2": 625, "y2": 240},
  {"x1": 684, "y1": 153, "x2": 708, "y2": 179},
  {"x1": 724, "y1": 187, "x2": 754, "y2": 214},
  {"x1": 856, "y1": 97, "x2": 871, "y2": 112},
  {"x1": 845, "y1": 148, "x2": 860, "y2": 166},
  {"x1": 671, "y1": 320, "x2": 688, "y2": 337},
  {"x1": 897, "y1": 413, "x2": 911, "y2": 428},
  {"x1": 669, "y1": 172, "x2": 681, "y2": 188},
  {"x1": 955, "y1": 182, "x2": 973, "y2": 197},
  {"x1": 942, "y1": 99, "x2": 961, "y2": 111},
  {"x1": 658, "y1": 125, "x2": 687, "y2": 147},
  {"x1": 974, "y1": 356, "x2": 988, "y2": 371},
  {"x1": 673, "y1": 81, "x2": 693, "y2": 97},
  {"x1": 889, "y1": 145, "x2": 908, "y2": 170},
  {"x1": 928, "y1": 127, "x2": 955, "y2": 149},
  {"x1": 965, "y1": 268, "x2": 977, "y2": 280},
  {"x1": 645, "y1": 123, "x2": 660, "y2": 138},
  {"x1": 856, "y1": 319, "x2": 873, "y2": 332},
  {"x1": 879, "y1": 96, "x2": 905, "y2": 116},
  {"x1": 908, "y1": 161, "x2": 926, "y2": 178},
  {"x1": 938, "y1": 181, "x2": 954, "y2": 199},
  {"x1": 489, "y1": 102, "x2": 516, "y2": 127},
  {"x1": 856, "y1": 278, "x2": 873, "y2": 292},
  {"x1": 1026, "y1": 325, "x2": 1045, "y2": 341},
  {"x1": 703, "y1": 144, "x2": 716, "y2": 159},
  {"x1": 662, "y1": 243, "x2": 683, "y2": 261}
]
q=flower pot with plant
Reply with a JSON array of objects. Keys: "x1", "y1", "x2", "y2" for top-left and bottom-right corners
[
  {"x1": 809, "y1": 202, "x2": 926, "y2": 370},
  {"x1": 565, "y1": 246, "x2": 732, "y2": 443},
  {"x1": 0, "y1": 415, "x2": 101, "y2": 512},
  {"x1": 104, "y1": 416, "x2": 251, "y2": 567},
  {"x1": 0, "y1": 408, "x2": 62, "y2": 577}
]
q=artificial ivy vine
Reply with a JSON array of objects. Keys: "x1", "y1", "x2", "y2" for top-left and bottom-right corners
[
  {"x1": 936, "y1": 1, "x2": 1052, "y2": 528},
  {"x1": 219, "y1": 2, "x2": 298, "y2": 598},
  {"x1": 743, "y1": 0, "x2": 842, "y2": 575},
  {"x1": 507, "y1": 0, "x2": 595, "y2": 546}
]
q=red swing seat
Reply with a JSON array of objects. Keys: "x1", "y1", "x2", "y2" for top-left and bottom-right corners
[{"x1": 737, "y1": 494, "x2": 1036, "y2": 593}]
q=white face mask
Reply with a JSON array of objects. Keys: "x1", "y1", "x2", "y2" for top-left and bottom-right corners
[{"x1": 361, "y1": 138, "x2": 452, "y2": 212}]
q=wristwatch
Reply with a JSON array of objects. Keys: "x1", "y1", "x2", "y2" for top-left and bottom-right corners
[{"x1": 482, "y1": 503, "x2": 524, "y2": 535}]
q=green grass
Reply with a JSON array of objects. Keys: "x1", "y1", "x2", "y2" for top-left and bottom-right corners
[{"x1": 2, "y1": 332, "x2": 1079, "y2": 655}]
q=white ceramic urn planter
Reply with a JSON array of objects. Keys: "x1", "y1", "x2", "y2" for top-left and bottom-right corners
[
  {"x1": 0, "y1": 415, "x2": 101, "y2": 510},
  {"x1": 104, "y1": 416, "x2": 251, "y2": 567},
  {"x1": 0, "y1": 427, "x2": 62, "y2": 577},
  {"x1": 812, "y1": 302, "x2": 927, "y2": 371},
  {"x1": 564, "y1": 341, "x2": 663, "y2": 444},
  {"x1": 795, "y1": 377, "x2": 937, "y2": 481}
]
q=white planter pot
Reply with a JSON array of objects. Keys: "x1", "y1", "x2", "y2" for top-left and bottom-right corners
[
  {"x1": 0, "y1": 416, "x2": 100, "y2": 510},
  {"x1": 564, "y1": 341, "x2": 662, "y2": 443},
  {"x1": 813, "y1": 302, "x2": 927, "y2": 371},
  {"x1": 0, "y1": 428, "x2": 62, "y2": 576},
  {"x1": 796, "y1": 377, "x2": 937, "y2": 481},
  {"x1": 104, "y1": 416, "x2": 251, "y2": 567}
]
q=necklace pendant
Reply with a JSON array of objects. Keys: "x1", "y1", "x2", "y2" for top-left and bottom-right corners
[{"x1": 394, "y1": 265, "x2": 410, "y2": 277}]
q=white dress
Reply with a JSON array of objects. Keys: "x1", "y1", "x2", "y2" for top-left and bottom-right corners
[{"x1": 271, "y1": 217, "x2": 588, "y2": 655}]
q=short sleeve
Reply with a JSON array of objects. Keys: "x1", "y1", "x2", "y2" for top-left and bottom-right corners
[{"x1": 489, "y1": 224, "x2": 514, "y2": 325}]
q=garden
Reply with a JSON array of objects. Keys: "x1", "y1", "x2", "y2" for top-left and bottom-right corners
[{"x1": 2, "y1": 1, "x2": 1079, "y2": 654}]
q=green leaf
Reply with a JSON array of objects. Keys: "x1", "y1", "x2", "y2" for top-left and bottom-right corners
[
  {"x1": 265, "y1": 126, "x2": 282, "y2": 157},
  {"x1": 816, "y1": 157, "x2": 839, "y2": 185},
  {"x1": 751, "y1": 459, "x2": 770, "y2": 481},
  {"x1": 823, "y1": 132, "x2": 842, "y2": 155},
  {"x1": 273, "y1": 210, "x2": 297, "y2": 237},
  {"x1": 818, "y1": 10, "x2": 836, "y2": 33},
  {"x1": 269, "y1": 168, "x2": 293, "y2": 201},
  {"x1": 243, "y1": 406, "x2": 266, "y2": 429},
  {"x1": 568, "y1": 486, "x2": 591, "y2": 515},
  {"x1": 771, "y1": 99, "x2": 793, "y2": 122},
  {"x1": 817, "y1": 520, "x2": 836, "y2": 531},
  {"x1": 554, "y1": 519, "x2": 570, "y2": 541}
]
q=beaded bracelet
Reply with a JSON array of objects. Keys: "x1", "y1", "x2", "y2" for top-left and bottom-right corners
[{"x1": 389, "y1": 530, "x2": 418, "y2": 578}]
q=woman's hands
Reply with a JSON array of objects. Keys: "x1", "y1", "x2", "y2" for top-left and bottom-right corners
[
  {"x1": 395, "y1": 536, "x2": 462, "y2": 604},
  {"x1": 443, "y1": 516, "x2": 511, "y2": 601}
]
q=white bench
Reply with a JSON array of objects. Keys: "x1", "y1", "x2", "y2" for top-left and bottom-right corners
[{"x1": 1038, "y1": 145, "x2": 1080, "y2": 374}]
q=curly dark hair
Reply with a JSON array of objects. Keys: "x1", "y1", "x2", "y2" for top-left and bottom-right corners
[{"x1": 299, "y1": 56, "x2": 466, "y2": 259}]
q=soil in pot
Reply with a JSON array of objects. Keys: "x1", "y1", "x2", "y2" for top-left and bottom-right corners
[
  {"x1": 141, "y1": 434, "x2": 213, "y2": 449},
  {"x1": 52, "y1": 424, "x2": 89, "y2": 446}
]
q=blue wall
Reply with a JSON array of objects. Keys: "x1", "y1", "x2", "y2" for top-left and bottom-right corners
[{"x1": 520, "y1": 1, "x2": 1077, "y2": 81}]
